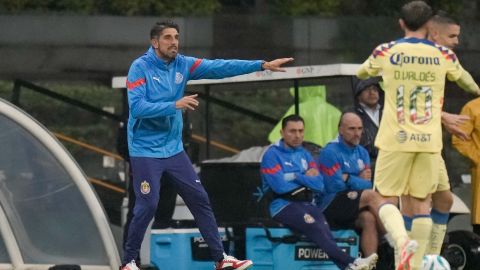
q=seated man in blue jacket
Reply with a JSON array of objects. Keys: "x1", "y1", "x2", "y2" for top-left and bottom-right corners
[
  {"x1": 316, "y1": 112, "x2": 384, "y2": 257},
  {"x1": 260, "y1": 114, "x2": 377, "y2": 270}
]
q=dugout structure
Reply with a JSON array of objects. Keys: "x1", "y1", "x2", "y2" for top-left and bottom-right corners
[{"x1": 0, "y1": 98, "x2": 120, "y2": 270}]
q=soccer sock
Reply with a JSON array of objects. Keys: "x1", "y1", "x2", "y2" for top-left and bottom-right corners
[
  {"x1": 384, "y1": 232, "x2": 400, "y2": 267},
  {"x1": 378, "y1": 203, "x2": 409, "y2": 250},
  {"x1": 403, "y1": 215, "x2": 413, "y2": 234},
  {"x1": 410, "y1": 215, "x2": 433, "y2": 270},
  {"x1": 428, "y1": 208, "x2": 449, "y2": 255}
]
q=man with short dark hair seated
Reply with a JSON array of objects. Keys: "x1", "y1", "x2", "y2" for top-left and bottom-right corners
[{"x1": 260, "y1": 114, "x2": 377, "y2": 270}]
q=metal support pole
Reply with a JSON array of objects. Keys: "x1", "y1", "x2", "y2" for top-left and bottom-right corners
[
  {"x1": 205, "y1": 85, "x2": 211, "y2": 159},
  {"x1": 293, "y1": 79, "x2": 299, "y2": 115},
  {"x1": 11, "y1": 80, "x2": 21, "y2": 106}
]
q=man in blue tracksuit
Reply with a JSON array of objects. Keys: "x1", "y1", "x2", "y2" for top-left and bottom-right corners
[
  {"x1": 122, "y1": 20, "x2": 294, "y2": 270},
  {"x1": 316, "y1": 112, "x2": 384, "y2": 257},
  {"x1": 260, "y1": 114, "x2": 378, "y2": 270}
]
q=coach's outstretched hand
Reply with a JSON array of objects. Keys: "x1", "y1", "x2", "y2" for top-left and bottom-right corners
[
  {"x1": 262, "y1": 58, "x2": 294, "y2": 72},
  {"x1": 176, "y1": 94, "x2": 199, "y2": 111}
]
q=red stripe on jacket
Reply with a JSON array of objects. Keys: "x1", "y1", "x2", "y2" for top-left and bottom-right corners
[
  {"x1": 189, "y1": 59, "x2": 203, "y2": 74},
  {"x1": 318, "y1": 163, "x2": 340, "y2": 176},
  {"x1": 126, "y1": 78, "x2": 146, "y2": 90},
  {"x1": 261, "y1": 164, "x2": 281, "y2": 175}
]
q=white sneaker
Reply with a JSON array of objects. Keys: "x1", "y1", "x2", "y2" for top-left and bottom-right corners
[
  {"x1": 120, "y1": 260, "x2": 139, "y2": 270},
  {"x1": 347, "y1": 253, "x2": 378, "y2": 270}
]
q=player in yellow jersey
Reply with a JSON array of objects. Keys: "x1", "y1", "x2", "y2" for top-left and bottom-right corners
[
  {"x1": 401, "y1": 11, "x2": 472, "y2": 257},
  {"x1": 357, "y1": 2, "x2": 480, "y2": 270}
]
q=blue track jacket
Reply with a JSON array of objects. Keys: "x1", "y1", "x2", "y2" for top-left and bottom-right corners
[
  {"x1": 260, "y1": 140, "x2": 324, "y2": 217},
  {"x1": 126, "y1": 47, "x2": 263, "y2": 158},
  {"x1": 315, "y1": 136, "x2": 372, "y2": 211}
]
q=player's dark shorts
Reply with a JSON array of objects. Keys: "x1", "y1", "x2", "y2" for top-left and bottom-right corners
[{"x1": 323, "y1": 190, "x2": 364, "y2": 229}]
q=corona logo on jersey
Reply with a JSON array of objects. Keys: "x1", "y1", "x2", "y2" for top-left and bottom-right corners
[
  {"x1": 140, "y1": 180, "x2": 151, "y2": 194},
  {"x1": 390, "y1": 52, "x2": 440, "y2": 67}
]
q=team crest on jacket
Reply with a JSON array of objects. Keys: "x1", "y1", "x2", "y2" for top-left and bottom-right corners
[
  {"x1": 347, "y1": 191, "x2": 359, "y2": 200},
  {"x1": 175, "y1": 72, "x2": 184, "y2": 84},
  {"x1": 357, "y1": 159, "x2": 365, "y2": 171},
  {"x1": 303, "y1": 213, "x2": 315, "y2": 224},
  {"x1": 140, "y1": 180, "x2": 151, "y2": 194},
  {"x1": 301, "y1": 158, "x2": 308, "y2": 170}
]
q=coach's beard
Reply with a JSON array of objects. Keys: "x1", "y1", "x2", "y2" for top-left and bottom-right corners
[{"x1": 168, "y1": 46, "x2": 178, "y2": 57}]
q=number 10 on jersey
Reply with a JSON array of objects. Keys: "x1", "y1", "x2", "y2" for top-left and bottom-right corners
[{"x1": 397, "y1": 85, "x2": 433, "y2": 125}]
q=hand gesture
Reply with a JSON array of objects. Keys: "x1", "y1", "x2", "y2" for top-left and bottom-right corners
[
  {"x1": 176, "y1": 94, "x2": 199, "y2": 111},
  {"x1": 305, "y1": 168, "x2": 319, "y2": 176},
  {"x1": 262, "y1": 58, "x2": 294, "y2": 72},
  {"x1": 441, "y1": 112, "x2": 470, "y2": 141},
  {"x1": 359, "y1": 168, "x2": 372, "y2": 181}
]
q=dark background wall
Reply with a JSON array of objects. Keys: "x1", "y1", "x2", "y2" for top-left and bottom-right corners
[{"x1": 1, "y1": 14, "x2": 479, "y2": 82}]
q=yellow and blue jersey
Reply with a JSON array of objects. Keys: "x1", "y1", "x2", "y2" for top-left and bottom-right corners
[{"x1": 357, "y1": 37, "x2": 466, "y2": 152}]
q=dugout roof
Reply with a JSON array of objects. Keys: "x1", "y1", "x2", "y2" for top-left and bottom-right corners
[{"x1": 0, "y1": 98, "x2": 120, "y2": 270}]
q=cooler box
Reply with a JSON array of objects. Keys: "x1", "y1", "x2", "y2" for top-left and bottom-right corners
[
  {"x1": 150, "y1": 227, "x2": 233, "y2": 270},
  {"x1": 246, "y1": 227, "x2": 359, "y2": 270}
]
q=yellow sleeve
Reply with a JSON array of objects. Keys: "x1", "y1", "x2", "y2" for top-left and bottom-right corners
[
  {"x1": 452, "y1": 104, "x2": 480, "y2": 164},
  {"x1": 356, "y1": 45, "x2": 383, "y2": 79},
  {"x1": 357, "y1": 60, "x2": 371, "y2": 79},
  {"x1": 445, "y1": 56, "x2": 480, "y2": 94},
  {"x1": 445, "y1": 51, "x2": 463, "y2": 81},
  {"x1": 455, "y1": 70, "x2": 480, "y2": 95}
]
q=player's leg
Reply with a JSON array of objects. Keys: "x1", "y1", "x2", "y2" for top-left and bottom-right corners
[
  {"x1": 400, "y1": 196, "x2": 413, "y2": 234},
  {"x1": 375, "y1": 150, "x2": 417, "y2": 270},
  {"x1": 123, "y1": 157, "x2": 163, "y2": 265},
  {"x1": 407, "y1": 152, "x2": 440, "y2": 270},
  {"x1": 429, "y1": 157, "x2": 451, "y2": 254},
  {"x1": 401, "y1": 200, "x2": 413, "y2": 237},
  {"x1": 408, "y1": 203, "x2": 433, "y2": 270}
]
